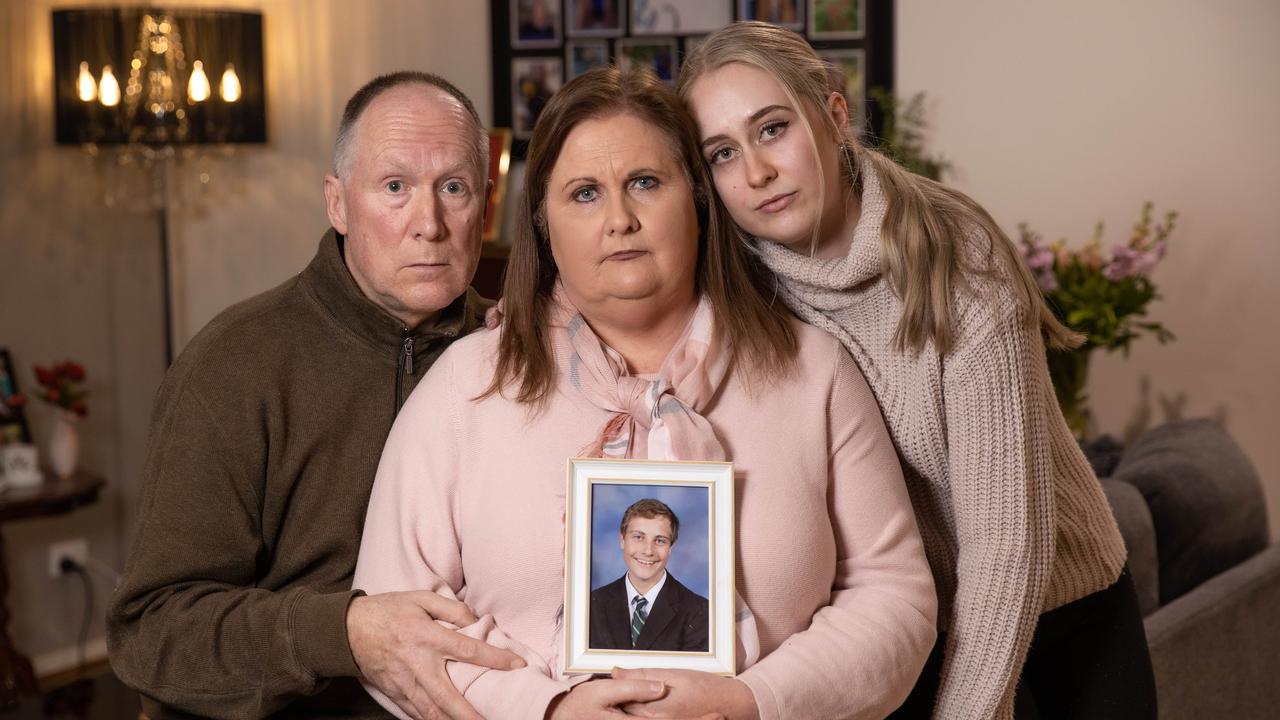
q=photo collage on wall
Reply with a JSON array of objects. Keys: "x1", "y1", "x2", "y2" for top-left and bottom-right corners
[{"x1": 496, "y1": 0, "x2": 884, "y2": 153}]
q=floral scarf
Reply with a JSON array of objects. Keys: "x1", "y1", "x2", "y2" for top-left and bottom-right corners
[{"x1": 548, "y1": 286, "x2": 729, "y2": 462}]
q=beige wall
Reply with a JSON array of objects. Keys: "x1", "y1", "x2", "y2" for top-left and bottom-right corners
[
  {"x1": 897, "y1": 0, "x2": 1280, "y2": 533},
  {"x1": 0, "y1": 0, "x2": 490, "y2": 677}
]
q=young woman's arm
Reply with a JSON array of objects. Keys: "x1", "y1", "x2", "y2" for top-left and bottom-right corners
[{"x1": 934, "y1": 297, "x2": 1056, "y2": 720}]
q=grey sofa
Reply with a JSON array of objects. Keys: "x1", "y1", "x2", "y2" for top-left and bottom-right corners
[{"x1": 1099, "y1": 419, "x2": 1280, "y2": 720}]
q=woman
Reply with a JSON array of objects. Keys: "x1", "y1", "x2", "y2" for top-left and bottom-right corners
[
  {"x1": 353, "y1": 67, "x2": 936, "y2": 720},
  {"x1": 678, "y1": 22, "x2": 1157, "y2": 720}
]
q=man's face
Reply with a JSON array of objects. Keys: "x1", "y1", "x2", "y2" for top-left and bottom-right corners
[
  {"x1": 620, "y1": 515, "x2": 673, "y2": 590},
  {"x1": 324, "y1": 84, "x2": 485, "y2": 329}
]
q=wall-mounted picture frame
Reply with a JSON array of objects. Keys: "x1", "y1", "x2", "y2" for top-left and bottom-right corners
[
  {"x1": 631, "y1": 0, "x2": 732, "y2": 36},
  {"x1": 738, "y1": 0, "x2": 804, "y2": 31},
  {"x1": 564, "y1": 458, "x2": 735, "y2": 675},
  {"x1": 0, "y1": 348, "x2": 31, "y2": 445},
  {"x1": 817, "y1": 47, "x2": 866, "y2": 128},
  {"x1": 566, "y1": 39, "x2": 611, "y2": 79},
  {"x1": 809, "y1": 0, "x2": 865, "y2": 39},
  {"x1": 490, "y1": 0, "x2": 894, "y2": 161},
  {"x1": 512, "y1": 56, "x2": 564, "y2": 139},
  {"x1": 511, "y1": 0, "x2": 563, "y2": 48},
  {"x1": 567, "y1": 0, "x2": 626, "y2": 38},
  {"x1": 616, "y1": 36, "x2": 680, "y2": 84},
  {"x1": 483, "y1": 128, "x2": 513, "y2": 244}
]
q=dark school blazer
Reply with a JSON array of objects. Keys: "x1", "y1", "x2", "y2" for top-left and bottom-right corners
[{"x1": 588, "y1": 573, "x2": 709, "y2": 652}]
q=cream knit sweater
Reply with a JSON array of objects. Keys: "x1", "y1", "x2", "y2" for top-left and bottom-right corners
[{"x1": 749, "y1": 156, "x2": 1127, "y2": 720}]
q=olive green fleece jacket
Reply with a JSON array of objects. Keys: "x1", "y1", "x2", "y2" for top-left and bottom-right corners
[{"x1": 106, "y1": 230, "x2": 490, "y2": 719}]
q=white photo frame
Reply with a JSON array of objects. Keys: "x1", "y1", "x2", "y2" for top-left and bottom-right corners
[
  {"x1": 511, "y1": 56, "x2": 563, "y2": 139},
  {"x1": 808, "y1": 0, "x2": 865, "y2": 40},
  {"x1": 615, "y1": 36, "x2": 680, "y2": 84},
  {"x1": 566, "y1": 0, "x2": 626, "y2": 38},
  {"x1": 565, "y1": 39, "x2": 611, "y2": 79},
  {"x1": 630, "y1": 0, "x2": 731, "y2": 36},
  {"x1": 563, "y1": 458, "x2": 736, "y2": 676},
  {"x1": 510, "y1": 0, "x2": 563, "y2": 49},
  {"x1": 817, "y1": 47, "x2": 866, "y2": 129},
  {"x1": 737, "y1": 0, "x2": 804, "y2": 32}
]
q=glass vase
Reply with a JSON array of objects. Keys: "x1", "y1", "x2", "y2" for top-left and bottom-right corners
[
  {"x1": 48, "y1": 409, "x2": 80, "y2": 480},
  {"x1": 1048, "y1": 346, "x2": 1093, "y2": 439}
]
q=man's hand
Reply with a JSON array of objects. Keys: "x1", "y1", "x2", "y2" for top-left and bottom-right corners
[
  {"x1": 544, "y1": 679, "x2": 725, "y2": 720},
  {"x1": 347, "y1": 590, "x2": 526, "y2": 720},
  {"x1": 483, "y1": 299, "x2": 505, "y2": 330},
  {"x1": 613, "y1": 668, "x2": 757, "y2": 720}
]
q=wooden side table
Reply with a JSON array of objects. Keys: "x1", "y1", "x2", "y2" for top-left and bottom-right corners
[{"x1": 0, "y1": 471, "x2": 105, "y2": 709}]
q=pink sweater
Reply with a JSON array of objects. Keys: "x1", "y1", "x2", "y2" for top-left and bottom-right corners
[{"x1": 353, "y1": 319, "x2": 937, "y2": 720}]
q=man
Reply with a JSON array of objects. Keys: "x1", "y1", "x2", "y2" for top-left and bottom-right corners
[
  {"x1": 589, "y1": 499, "x2": 709, "y2": 652},
  {"x1": 107, "y1": 72, "x2": 525, "y2": 719}
]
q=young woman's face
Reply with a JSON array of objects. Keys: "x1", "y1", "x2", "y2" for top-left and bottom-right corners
[{"x1": 687, "y1": 63, "x2": 849, "y2": 255}]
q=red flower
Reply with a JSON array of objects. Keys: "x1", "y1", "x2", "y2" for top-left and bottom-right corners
[
  {"x1": 64, "y1": 362, "x2": 86, "y2": 382},
  {"x1": 5, "y1": 393, "x2": 25, "y2": 408},
  {"x1": 70, "y1": 399, "x2": 88, "y2": 417},
  {"x1": 35, "y1": 365, "x2": 57, "y2": 388},
  {"x1": 45, "y1": 387, "x2": 61, "y2": 403}
]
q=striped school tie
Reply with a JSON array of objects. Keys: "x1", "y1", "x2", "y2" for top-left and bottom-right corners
[{"x1": 630, "y1": 595, "x2": 649, "y2": 646}]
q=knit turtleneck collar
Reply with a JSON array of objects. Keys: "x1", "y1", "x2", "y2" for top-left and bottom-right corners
[
  {"x1": 748, "y1": 154, "x2": 886, "y2": 310},
  {"x1": 299, "y1": 228, "x2": 485, "y2": 353}
]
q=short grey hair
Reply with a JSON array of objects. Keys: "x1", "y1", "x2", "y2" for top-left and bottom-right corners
[{"x1": 333, "y1": 71, "x2": 488, "y2": 182}]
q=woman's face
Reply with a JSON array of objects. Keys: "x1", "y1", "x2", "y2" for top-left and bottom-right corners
[
  {"x1": 544, "y1": 112, "x2": 699, "y2": 318},
  {"x1": 687, "y1": 63, "x2": 849, "y2": 255}
]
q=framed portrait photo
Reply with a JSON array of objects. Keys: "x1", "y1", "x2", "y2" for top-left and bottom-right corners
[
  {"x1": 567, "y1": 0, "x2": 625, "y2": 38},
  {"x1": 818, "y1": 48, "x2": 866, "y2": 128},
  {"x1": 563, "y1": 458, "x2": 736, "y2": 675},
  {"x1": 615, "y1": 36, "x2": 680, "y2": 84},
  {"x1": 808, "y1": 0, "x2": 865, "y2": 39},
  {"x1": 0, "y1": 348, "x2": 31, "y2": 446},
  {"x1": 566, "y1": 39, "x2": 611, "y2": 79},
  {"x1": 630, "y1": 0, "x2": 731, "y2": 36},
  {"x1": 511, "y1": 56, "x2": 563, "y2": 139},
  {"x1": 510, "y1": 0, "x2": 562, "y2": 48},
  {"x1": 738, "y1": 0, "x2": 804, "y2": 31}
]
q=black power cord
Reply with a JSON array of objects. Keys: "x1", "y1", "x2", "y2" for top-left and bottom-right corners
[
  {"x1": 59, "y1": 557, "x2": 93, "y2": 673},
  {"x1": 42, "y1": 558, "x2": 97, "y2": 717}
]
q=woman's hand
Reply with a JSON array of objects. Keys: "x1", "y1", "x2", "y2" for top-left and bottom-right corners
[
  {"x1": 613, "y1": 668, "x2": 758, "y2": 720},
  {"x1": 544, "y1": 678, "x2": 726, "y2": 720}
]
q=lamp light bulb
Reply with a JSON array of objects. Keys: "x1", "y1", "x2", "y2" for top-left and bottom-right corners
[
  {"x1": 98, "y1": 66, "x2": 121, "y2": 107},
  {"x1": 219, "y1": 63, "x2": 241, "y2": 102},
  {"x1": 77, "y1": 62, "x2": 97, "y2": 102},
  {"x1": 188, "y1": 60, "x2": 211, "y2": 102}
]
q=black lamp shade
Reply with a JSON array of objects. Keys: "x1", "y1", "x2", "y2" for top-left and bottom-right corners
[{"x1": 52, "y1": 8, "x2": 266, "y2": 145}]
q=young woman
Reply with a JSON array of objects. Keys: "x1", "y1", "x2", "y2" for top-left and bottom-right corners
[{"x1": 678, "y1": 22, "x2": 1157, "y2": 720}]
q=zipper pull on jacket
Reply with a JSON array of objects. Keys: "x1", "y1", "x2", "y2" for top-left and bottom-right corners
[{"x1": 402, "y1": 336, "x2": 415, "y2": 376}]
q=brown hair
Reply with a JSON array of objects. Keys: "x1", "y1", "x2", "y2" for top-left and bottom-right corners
[
  {"x1": 678, "y1": 21, "x2": 1081, "y2": 354},
  {"x1": 620, "y1": 498, "x2": 680, "y2": 544},
  {"x1": 486, "y1": 66, "x2": 796, "y2": 405}
]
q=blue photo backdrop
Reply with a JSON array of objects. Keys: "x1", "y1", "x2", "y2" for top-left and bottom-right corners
[{"x1": 590, "y1": 483, "x2": 710, "y2": 597}]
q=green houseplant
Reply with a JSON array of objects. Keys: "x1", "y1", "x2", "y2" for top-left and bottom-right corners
[{"x1": 1019, "y1": 203, "x2": 1177, "y2": 436}]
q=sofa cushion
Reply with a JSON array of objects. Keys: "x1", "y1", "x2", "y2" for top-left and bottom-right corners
[
  {"x1": 1113, "y1": 419, "x2": 1268, "y2": 604},
  {"x1": 1100, "y1": 477, "x2": 1159, "y2": 616}
]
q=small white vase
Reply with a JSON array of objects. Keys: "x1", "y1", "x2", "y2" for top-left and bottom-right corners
[{"x1": 48, "y1": 410, "x2": 80, "y2": 480}]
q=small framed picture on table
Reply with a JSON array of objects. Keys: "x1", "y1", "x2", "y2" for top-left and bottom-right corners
[
  {"x1": 483, "y1": 128, "x2": 513, "y2": 244},
  {"x1": 563, "y1": 457, "x2": 736, "y2": 675}
]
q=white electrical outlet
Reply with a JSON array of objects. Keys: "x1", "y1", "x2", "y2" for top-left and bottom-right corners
[{"x1": 48, "y1": 538, "x2": 89, "y2": 578}]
